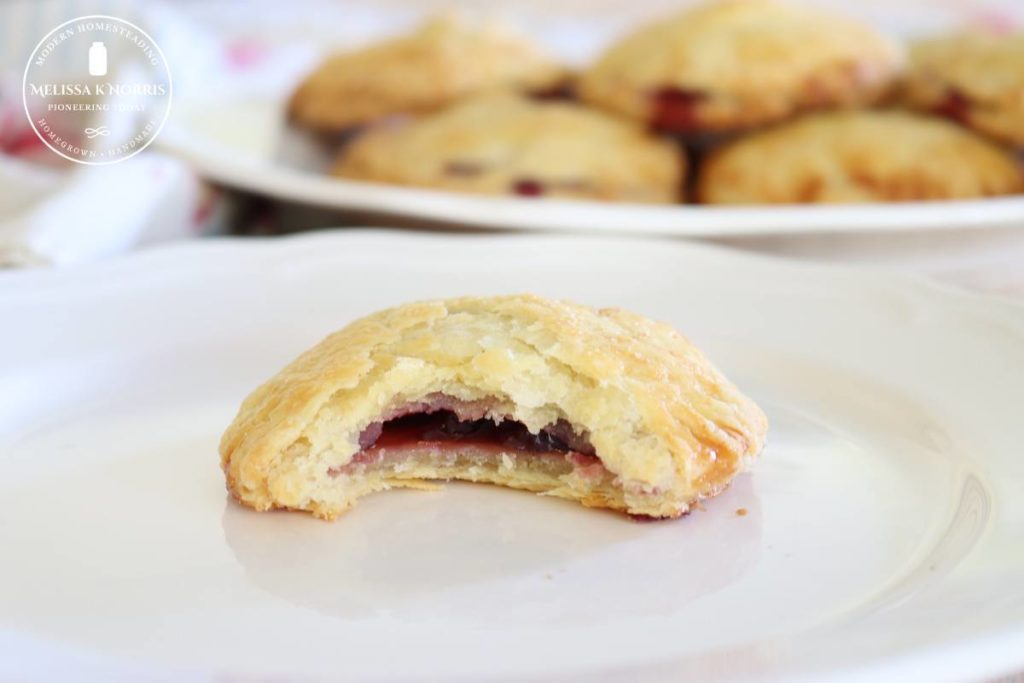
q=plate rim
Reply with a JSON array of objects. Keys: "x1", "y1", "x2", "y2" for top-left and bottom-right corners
[
  {"x1": 158, "y1": 97, "x2": 1024, "y2": 239},
  {"x1": 6, "y1": 229, "x2": 1024, "y2": 316}
]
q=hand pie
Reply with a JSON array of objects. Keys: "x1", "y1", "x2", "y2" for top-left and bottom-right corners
[
  {"x1": 334, "y1": 93, "x2": 685, "y2": 203},
  {"x1": 578, "y1": 0, "x2": 904, "y2": 133},
  {"x1": 220, "y1": 295, "x2": 767, "y2": 520},
  {"x1": 697, "y1": 110, "x2": 1023, "y2": 204},
  {"x1": 904, "y1": 32, "x2": 1024, "y2": 147},
  {"x1": 287, "y1": 14, "x2": 565, "y2": 132}
]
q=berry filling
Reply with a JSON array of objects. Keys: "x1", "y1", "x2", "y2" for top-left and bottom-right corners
[
  {"x1": 649, "y1": 87, "x2": 707, "y2": 132},
  {"x1": 365, "y1": 411, "x2": 596, "y2": 455},
  {"x1": 932, "y1": 88, "x2": 972, "y2": 123},
  {"x1": 329, "y1": 396, "x2": 607, "y2": 483}
]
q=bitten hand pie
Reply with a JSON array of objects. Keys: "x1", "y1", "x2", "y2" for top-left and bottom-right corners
[{"x1": 220, "y1": 295, "x2": 767, "y2": 520}]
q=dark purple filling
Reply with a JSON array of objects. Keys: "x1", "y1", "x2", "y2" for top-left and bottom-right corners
[
  {"x1": 512, "y1": 179, "x2": 545, "y2": 197},
  {"x1": 649, "y1": 87, "x2": 708, "y2": 132},
  {"x1": 362, "y1": 410, "x2": 595, "y2": 456},
  {"x1": 932, "y1": 88, "x2": 972, "y2": 123}
]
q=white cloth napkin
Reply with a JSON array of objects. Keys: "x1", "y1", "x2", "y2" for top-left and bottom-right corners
[
  {"x1": 0, "y1": 153, "x2": 201, "y2": 267},
  {"x1": 0, "y1": 0, "x2": 223, "y2": 267}
]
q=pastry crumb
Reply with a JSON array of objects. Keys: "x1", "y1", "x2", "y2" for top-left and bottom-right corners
[{"x1": 736, "y1": 507, "x2": 748, "y2": 516}]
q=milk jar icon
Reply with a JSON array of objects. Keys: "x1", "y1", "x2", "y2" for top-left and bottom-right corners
[{"x1": 88, "y1": 42, "x2": 107, "y2": 76}]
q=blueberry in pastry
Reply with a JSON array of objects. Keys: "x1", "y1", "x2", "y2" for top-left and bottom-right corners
[
  {"x1": 220, "y1": 295, "x2": 767, "y2": 519},
  {"x1": 333, "y1": 93, "x2": 685, "y2": 203}
]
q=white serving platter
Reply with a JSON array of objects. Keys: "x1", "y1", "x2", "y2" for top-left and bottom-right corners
[{"x1": 159, "y1": 95, "x2": 1024, "y2": 237}]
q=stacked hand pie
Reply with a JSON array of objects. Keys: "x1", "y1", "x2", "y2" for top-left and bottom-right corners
[{"x1": 290, "y1": 2, "x2": 1024, "y2": 205}]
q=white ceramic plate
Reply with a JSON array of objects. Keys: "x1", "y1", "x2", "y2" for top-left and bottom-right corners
[
  {"x1": 159, "y1": 95, "x2": 1024, "y2": 237},
  {"x1": 2, "y1": 232, "x2": 1023, "y2": 682}
]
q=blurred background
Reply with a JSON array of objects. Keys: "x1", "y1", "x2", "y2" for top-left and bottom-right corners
[{"x1": 1, "y1": 0, "x2": 1022, "y2": 293}]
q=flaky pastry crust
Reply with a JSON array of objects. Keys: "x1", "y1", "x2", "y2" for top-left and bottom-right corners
[
  {"x1": 288, "y1": 14, "x2": 565, "y2": 132},
  {"x1": 904, "y1": 32, "x2": 1024, "y2": 146},
  {"x1": 697, "y1": 110, "x2": 1023, "y2": 204},
  {"x1": 578, "y1": 0, "x2": 904, "y2": 132},
  {"x1": 220, "y1": 295, "x2": 767, "y2": 519},
  {"x1": 334, "y1": 94, "x2": 685, "y2": 203}
]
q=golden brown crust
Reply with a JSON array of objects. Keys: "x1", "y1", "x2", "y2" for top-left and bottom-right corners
[
  {"x1": 578, "y1": 0, "x2": 904, "y2": 132},
  {"x1": 904, "y1": 32, "x2": 1024, "y2": 146},
  {"x1": 287, "y1": 14, "x2": 566, "y2": 132},
  {"x1": 333, "y1": 93, "x2": 685, "y2": 203},
  {"x1": 220, "y1": 294, "x2": 767, "y2": 519},
  {"x1": 697, "y1": 110, "x2": 1024, "y2": 204}
]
